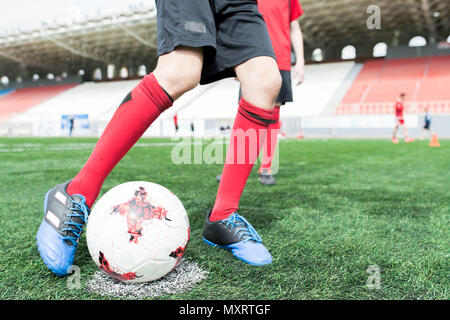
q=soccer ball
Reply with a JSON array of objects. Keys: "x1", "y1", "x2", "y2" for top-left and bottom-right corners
[{"x1": 86, "y1": 181, "x2": 190, "y2": 283}]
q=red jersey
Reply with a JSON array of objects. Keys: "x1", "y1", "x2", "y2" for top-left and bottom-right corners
[
  {"x1": 258, "y1": 0, "x2": 304, "y2": 71},
  {"x1": 395, "y1": 101, "x2": 404, "y2": 117}
]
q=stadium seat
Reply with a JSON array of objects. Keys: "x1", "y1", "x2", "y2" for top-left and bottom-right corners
[
  {"x1": 0, "y1": 85, "x2": 77, "y2": 120},
  {"x1": 336, "y1": 55, "x2": 450, "y2": 115},
  {"x1": 0, "y1": 89, "x2": 14, "y2": 97},
  {"x1": 283, "y1": 61, "x2": 355, "y2": 117},
  {"x1": 10, "y1": 80, "x2": 142, "y2": 123}
]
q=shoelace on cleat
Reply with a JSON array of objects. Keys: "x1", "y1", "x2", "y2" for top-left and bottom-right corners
[
  {"x1": 62, "y1": 196, "x2": 90, "y2": 246},
  {"x1": 223, "y1": 213, "x2": 262, "y2": 243}
]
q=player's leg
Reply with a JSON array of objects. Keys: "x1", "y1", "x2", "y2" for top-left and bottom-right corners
[
  {"x1": 403, "y1": 124, "x2": 414, "y2": 143},
  {"x1": 235, "y1": 57, "x2": 282, "y2": 108},
  {"x1": 258, "y1": 104, "x2": 281, "y2": 185},
  {"x1": 215, "y1": 112, "x2": 281, "y2": 188},
  {"x1": 209, "y1": 56, "x2": 281, "y2": 219},
  {"x1": 66, "y1": 48, "x2": 202, "y2": 207},
  {"x1": 68, "y1": 48, "x2": 202, "y2": 208},
  {"x1": 36, "y1": 0, "x2": 213, "y2": 276},
  {"x1": 392, "y1": 124, "x2": 399, "y2": 143},
  {"x1": 258, "y1": 70, "x2": 293, "y2": 186},
  {"x1": 201, "y1": 0, "x2": 282, "y2": 265},
  {"x1": 421, "y1": 126, "x2": 428, "y2": 140},
  {"x1": 204, "y1": 56, "x2": 281, "y2": 266},
  {"x1": 36, "y1": 48, "x2": 203, "y2": 277},
  {"x1": 422, "y1": 119, "x2": 429, "y2": 140},
  {"x1": 153, "y1": 48, "x2": 204, "y2": 101},
  {"x1": 210, "y1": 56, "x2": 281, "y2": 220}
]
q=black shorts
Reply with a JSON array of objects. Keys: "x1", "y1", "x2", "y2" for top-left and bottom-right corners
[
  {"x1": 155, "y1": 0, "x2": 276, "y2": 85},
  {"x1": 277, "y1": 70, "x2": 293, "y2": 105},
  {"x1": 424, "y1": 121, "x2": 431, "y2": 130}
]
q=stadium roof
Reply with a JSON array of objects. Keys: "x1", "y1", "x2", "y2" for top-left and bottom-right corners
[
  {"x1": 301, "y1": 0, "x2": 449, "y2": 50},
  {"x1": 0, "y1": 0, "x2": 449, "y2": 79},
  {"x1": 0, "y1": 6, "x2": 158, "y2": 78}
]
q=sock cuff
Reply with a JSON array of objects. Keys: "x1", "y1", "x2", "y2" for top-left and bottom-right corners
[
  {"x1": 268, "y1": 119, "x2": 281, "y2": 130},
  {"x1": 238, "y1": 98, "x2": 275, "y2": 126},
  {"x1": 139, "y1": 73, "x2": 173, "y2": 112}
]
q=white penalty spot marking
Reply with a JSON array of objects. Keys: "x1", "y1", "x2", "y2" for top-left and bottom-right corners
[{"x1": 86, "y1": 259, "x2": 208, "y2": 299}]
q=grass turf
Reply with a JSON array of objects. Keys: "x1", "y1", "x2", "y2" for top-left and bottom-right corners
[{"x1": 0, "y1": 137, "x2": 448, "y2": 300}]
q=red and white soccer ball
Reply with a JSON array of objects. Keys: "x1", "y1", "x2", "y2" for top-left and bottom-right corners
[{"x1": 86, "y1": 181, "x2": 190, "y2": 283}]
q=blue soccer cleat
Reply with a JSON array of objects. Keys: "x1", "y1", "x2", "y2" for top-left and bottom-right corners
[
  {"x1": 202, "y1": 211, "x2": 272, "y2": 266},
  {"x1": 36, "y1": 181, "x2": 90, "y2": 276}
]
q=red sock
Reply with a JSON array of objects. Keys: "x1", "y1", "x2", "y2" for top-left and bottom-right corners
[
  {"x1": 260, "y1": 106, "x2": 280, "y2": 173},
  {"x1": 67, "y1": 73, "x2": 172, "y2": 207},
  {"x1": 210, "y1": 98, "x2": 275, "y2": 222}
]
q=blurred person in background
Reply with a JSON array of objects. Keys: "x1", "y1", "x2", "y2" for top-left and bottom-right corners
[
  {"x1": 420, "y1": 107, "x2": 432, "y2": 140},
  {"x1": 68, "y1": 115, "x2": 75, "y2": 137},
  {"x1": 392, "y1": 93, "x2": 414, "y2": 144}
]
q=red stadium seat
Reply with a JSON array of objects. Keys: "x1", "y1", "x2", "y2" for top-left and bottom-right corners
[
  {"x1": 337, "y1": 55, "x2": 450, "y2": 115},
  {"x1": 0, "y1": 84, "x2": 77, "y2": 120}
]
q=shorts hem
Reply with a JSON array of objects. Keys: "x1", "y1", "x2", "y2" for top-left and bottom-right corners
[
  {"x1": 158, "y1": 39, "x2": 217, "y2": 56},
  {"x1": 200, "y1": 50, "x2": 276, "y2": 85},
  {"x1": 219, "y1": 50, "x2": 277, "y2": 71}
]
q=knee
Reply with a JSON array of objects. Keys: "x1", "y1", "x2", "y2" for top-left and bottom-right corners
[
  {"x1": 263, "y1": 69, "x2": 282, "y2": 101},
  {"x1": 238, "y1": 61, "x2": 282, "y2": 107},
  {"x1": 169, "y1": 66, "x2": 200, "y2": 92},
  {"x1": 153, "y1": 61, "x2": 201, "y2": 99},
  {"x1": 248, "y1": 67, "x2": 281, "y2": 95}
]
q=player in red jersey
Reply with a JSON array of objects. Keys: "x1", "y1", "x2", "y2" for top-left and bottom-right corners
[
  {"x1": 257, "y1": 0, "x2": 305, "y2": 185},
  {"x1": 392, "y1": 93, "x2": 413, "y2": 144},
  {"x1": 216, "y1": 0, "x2": 305, "y2": 185},
  {"x1": 173, "y1": 114, "x2": 179, "y2": 132}
]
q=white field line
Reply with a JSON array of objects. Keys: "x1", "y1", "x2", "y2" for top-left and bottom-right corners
[{"x1": 0, "y1": 140, "x2": 223, "y2": 153}]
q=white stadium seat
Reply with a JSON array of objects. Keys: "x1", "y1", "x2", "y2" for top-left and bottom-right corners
[{"x1": 5, "y1": 61, "x2": 355, "y2": 137}]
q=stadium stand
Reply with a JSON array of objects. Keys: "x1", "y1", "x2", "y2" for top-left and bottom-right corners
[
  {"x1": 2, "y1": 61, "x2": 361, "y2": 137},
  {"x1": 7, "y1": 80, "x2": 142, "y2": 136},
  {"x1": 283, "y1": 61, "x2": 356, "y2": 117},
  {"x1": 416, "y1": 55, "x2": 450, "y2": 105},
  {"x1": 0, "y1": 1, "x2": 449, "y2": 138},
  {"x1": 102, "y1": 62, "x2": 356, "y2": 128},
  {"x1": 139, "y1": 61, "x2": 356, "y2": 136},
  {"x1": 336, "y1": 55, "x2": 450, "y2": 115},
  {"x1": 95, "y1": 80, "x2": 219, "y2": 137},
  {"x1": 0, "y1": 84, "x2": 77, "y2": 121},
  {"x1": 0, "y1": 89, "x2": 14, "y2": 97},
  {"x1": 1, "y1": 56, "x2": 448, "y2": 137},
  {"x1": 11, "y1": 80, "x2": 139, "y2": 123}
]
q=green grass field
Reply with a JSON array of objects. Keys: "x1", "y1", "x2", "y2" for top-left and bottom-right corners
[{"x1": 0, "y1": 137, "x2": 448, "y2": 300}]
